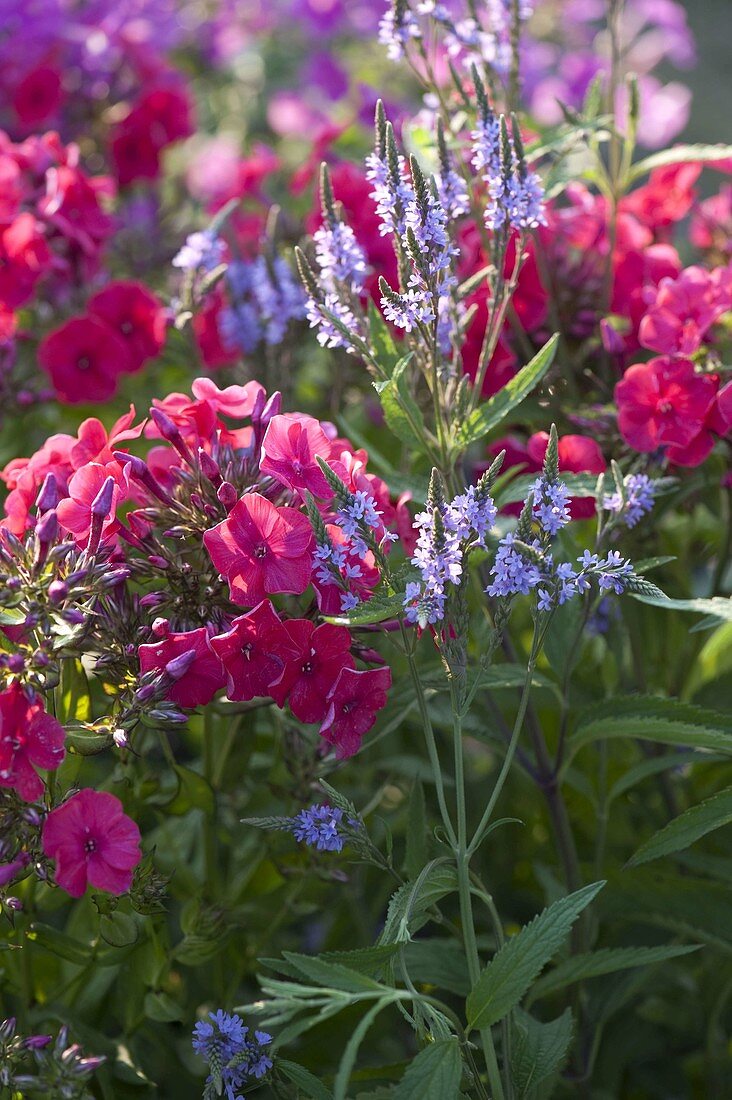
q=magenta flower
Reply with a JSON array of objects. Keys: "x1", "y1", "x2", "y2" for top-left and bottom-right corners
[
  {"x1": 138, "y1": 627, "x2": 225, "y2": 708},
  {"x1": 42, "y1": 789, "x2": 142, "y2": 899},
  {"x1": 209, "y1": 599, "x2": 301, "y2": 702},
  {"x1": 273, "y1": 620, "x2": 355, "y2": 724},
  {"x1": 319, "y1": 666, "x2": 392, "y2": 759},
  {"x1": 260, "y1": 413, "x2": 335, "y2": 497},
  {"x1": 0, "y1": 683, "x2": 65, "y2": 801},
  {"x1": 56, "y1": 461, "x2": 125, "y2": 544},
  {"x1": 203, "y1": 492, "x2": 314, "y2": 607}
]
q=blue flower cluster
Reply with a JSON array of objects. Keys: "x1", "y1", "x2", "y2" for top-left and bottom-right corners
[
  {"x1": 172, "y1": 230, "x2": 225, "y2": 273},
  {"x1": 471, "y1": 98, "x2": 545, "y2": 235},
  {"x1": 192, "y1": 1011, "x2": 272, "y2": 1100},
  {"x1": 487, "y1": 537, "x2": 635, "y2": 609},
  {"x1": 405, "y1": 484, "x2": 498, "y2": 627},
  {"x1": 603, "y1": 473, "x2": 656, "y2": 528},
  {"x1": 378, "y1": 3, "x2": 421, "y2": 61},
  {"x1": 532, "y1": 476, "x2": 571, "y2": 537},
  {"x1": 219, "y1": 256, "x2": 305, "y2": 354},
  {"x1": 313, "y1": 220, "x2": 367, "y2": 291},
  {"x1": 291, "y1": 804, "x2": 346, "y2": 852}
]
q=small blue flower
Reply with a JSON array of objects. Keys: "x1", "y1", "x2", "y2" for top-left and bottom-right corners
[
  {"x1": 291, "y1": 804, "x2": 346, "y2": 852},
  {"x1": 172, "y1": 230, "x2": 225, "y2": 272}
]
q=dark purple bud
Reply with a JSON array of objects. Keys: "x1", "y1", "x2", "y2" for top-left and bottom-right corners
[
  {"x1": 135, "y1": 683, "x2": 157, "y2": 703},
  {"x1": 0, "y1": 1018, "x2": 16, "y2": 1041},
  {"x1": 139, "y1": 592, "x2": 165, "y2": 608},
  {"x1": 151, "y1": 618, "x2": 170, "y2": 637},
  {"x1": 100, "y1": 568, "x2": 130, "y2": 587},
  {"x1": 261, "y1": 390, "x2": 282, "y2": 428},
  {"x1": 61, "y1": 1042, "x2": 83, "y2": 1065},
  {"x1": 203, "y1": 503, "x2": 219, "y2": 521},
  {"x1": 5, "y1": 897, "x2": 22, "y2": 911},
  {"x1": 147, "y1": 555, "x2": 169, "y2": 570},
  {"x1": 217, "y1": 481, "x2": 237, "y2": 510},
  {"x1": 22, "y1": 1034, "x2": 51, "y2": 1049},
  {"x1": 74, "y1": 1055, "x2": 106, "y2": 1075},
  {"x1": 55, "y1": 1026, "x2": 69, "y2": 1052},
  {"x1": 251, "y1": 385, "x2": 267, "y2": 425},
  {"x1": 6, "y1": 654, "x2": 24, "y2": 673},
  {"x1": 62, "y1": 608, "x2": 86, "y2": 625},
  {"x1": 35, "y1": 473, "x2": 58, "y2": 513},
  {"x1": 148, "y1": 707, "x2": 187, "y2": 723},
  {"x1": 35, "y1": 509, "x2": 58, "y2": 545},
  {"x1": 150, "y1": 409, "x2": 193, "y2": 463},
  {"x1": 5, "y1": 576, "x2": 21, "y2": 591},
  {"x1": 91, "y1": 476, "x2": 115, "y2": 520},
  {"x1": 600, "y1": 318, "x2": 624, "y2": 357},
  {"x1": 165, "y1": 648, "x2": 196, "y2": 681},
  {"x1": 163, "y1": 527, "x2": 188, "y2": 539},
  {"x1": 114, "y1": 452, "x2": 173, "y2": 506},
  {"x1": 48, "y1": 579, "x2": 68, "y2": 604},
  {"x1": 198, "y1": 448, "x2": 222, "y2": 485},
  {"x1": 31, "y1": 649, "x2": 49, "y2": 668},
  {"x1": 22, "y1": 807, "x2": 41, "y2": 826},
  {"x1": 190, "y1": 492, "x2": 204, "y2": 510}
]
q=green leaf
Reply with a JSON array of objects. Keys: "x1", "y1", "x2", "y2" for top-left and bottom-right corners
[
  {"x1": 457, "y1": 334, "x2": 558, "y2": 448},
  {"x1": 529, "y1": 944, "x2": 702, "y2": 1001},
  {"x1": 627, "y1": 143, "x2": 732, "y2": 183},
  {"x1": 334, "y1": 1001, "x2": 391, "y2": 1100},
  {"x1": 402, "y1": 939, "x2": 471, "y2": 996},
  {"x1": 368, "y1": 299, "x2": 402, "y2": 373},
  {"x1": 165, "y1": 765, "x2": 215, "y2": 815},
  {"x1": 143, "y1": 991, "x2": 185, "y2": 1023},
  {"x1": 466, "y1": 881, "x2": 604, "y2": 1030},
  {"x1": 379, "y1": 863, "x2": 458, "y2": 945},
  {"x1": 511, "y1": 1008, "x2": 573, "y2": 1098},
  {"x1": 278, "y1": 1060, "x2": 334, "y2": 1099},
  {"x1": 65, "y1": 725, "x2": 113, "y2": 755},
  {"x1": 601, "y1": 871, "x2": 732, "y2": 952},
  {"x1": 374, "y1": 355, "x2": 428, "y2": 451},
  {"x1": 325, "y1": 590, "x2": 407, "y2": 627},
  {"x1": 281, "y1": 952, "x2": 387, "y2": 993},
  {"x1": 404, "y1": 781, "x2": 428, "y2": 880},
  {"x1": 99, "y1": 912, "x2": 139, "y2": 948},
  {"x1": 628, "y1": 787, "x2": 732, "y2": 867},
  {"x1": 608, "y1": 751, "x2": 725, "y2": 804},
  {"x1": 57, "y1": 658, "x2": 91, "y2": 723},
  {"x1": 628, "y1": 592, "x2": 732, "y2": 627},
  {"x1": 392, "y1": 1040, "x2": 462, "y2": 1099},
  {"x1": 567, "y1": 697, "x2": 732, "y2": 763},
  {"x1": 27, "y1": 923, "x2": 92, "y2": 966}
]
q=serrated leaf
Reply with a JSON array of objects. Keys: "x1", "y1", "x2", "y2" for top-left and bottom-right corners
[
  {"x1": 325, "y1": 590, "x2": 407, "y2": 627},
  {"x1": 628, "y1": 787, "x2": 732, "y2": 867},
  {"x1": 402, "y1": 939, "x2": 471, "y2": 996},
  {"x1": 567, "y1": 697, "x2": 732, "y2": 763},
  {"x1": 628, "y1": 593, "x2": 732, "y2": 624},
  {"x1": 466, "y1": 881, "x2": 604, "y2": 1030},
  {"x1": 511, "y1": 1008, "x2": 573, "y2": 1098},
  {"x1": 281, "y1": 952, "x2": 387, "y2": 993},
  {"x1": 628, "y1": 143, "x2": 732, "y2": 183},
  {"x1": 528, "y1": 943, "x2": 701, "y2": 1001},
  {"x1": 278, "y1": 1059, "x2": 334, "y2": 1099},
  {"x1": 457, "y1": 334, "x2": 559, "y2": 447},
  {"x1": 318, "y1": 945, "x2": 402, "y2": 975},
  {"x1": 379, "y1": 864, "x2": 458, "y2": 945},
  {"x1": 374, "y1": 355, "x2": 428, "y2": 451},
  {"x1": 392, "y1": 1040, "x2": 462, "y2": 1099}
]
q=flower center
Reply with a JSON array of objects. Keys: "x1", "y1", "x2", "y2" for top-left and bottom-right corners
[
  {"x1": 120, "y1": 321, "x2": 133, "y2": 335},
  {"x1": 84, "y1": 837, "x2": 97, "y2": 854},
  {"x1": 301, "y1": 660, "x2": 313, "y2": 674},
  {"x1": 254, "y1": 543, "x2": 268, "y2": 559},
  {"x1": 77, "y1": 356, "x2": 91, "y2": 371},
  {"x1": 657, "y1": 399, "x2": 673, "y2": 415}
]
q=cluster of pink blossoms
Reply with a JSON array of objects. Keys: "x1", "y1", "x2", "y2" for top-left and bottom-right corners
[{"x1": 0, "y1": 378, "x2": 402, "y2": 899}]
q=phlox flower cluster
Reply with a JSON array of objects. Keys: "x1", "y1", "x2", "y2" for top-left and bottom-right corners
[
  {"x1": 0, "y1": 378, "x2": 402, "y2": 900},
  {"x1": 192, "y1": 1010, "x2": 272, "y2": 1098}
]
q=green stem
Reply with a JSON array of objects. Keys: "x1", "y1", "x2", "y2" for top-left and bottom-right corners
[
  {"x1": 400, "y1": 622, "x2": 457, "y2": 848},
  {"x1": 452, "y1": 682, "x2": 506, "y2": 1100},
  {"x1": 468, "y1": 621, "x2": 545, "y2": 857}
]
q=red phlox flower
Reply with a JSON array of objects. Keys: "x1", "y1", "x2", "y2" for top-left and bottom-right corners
[
  {"x1": 204, "y1": 492, "x2": 314, "y2": 607},
  {"x1": 87, "y1": 281, "x2": 167, "y2": 372},
  {"x1": 111, "y1": 81, "x2": 194, "y2": 187},
  {"x1": 38, "y1": 163, "x2": 115, "y2": 257},
  {"x1": 38, "y1": 315, "x2": 132, "y2": 403},
  {"x1": 69, "y1": 407, "x2": 142, "y2": 469},
  {"x1": 138, "y1": 627, "x2": 225, "y2": 708},
  {"x1": 192, "y1": 288, "x2": 239, "y2": 369},
  {"x1": 691, "y1": 184, "x2": 732, "y2": 258},
  {"x1": 191, "y1": 377, "x2": 266, "y2": 419},
  {"x1": 620, "y1": 164, "x2": 701, "y2": 234},
  {"x1": 0, "y1": 683, "x2": 65, "y2": 801},
  {"x1": 0, "y1": 213, "x2": 51, "y2": 309},
  {"x1": 260, "y1": 413, "x2": 335, "y2": 497},
  {"x1": 611, "y1": 243, "x2": 682, "y2": 350},
  {"x1": 615, "y1": 356, "x2": 719, "y2": 453},
  {"x1": 1, "y1": 433, "x2": 75, "y2": 535},
  {"x1": 12, "y1": 66, "x2": 64, "y2": 128},
  {"x1": 639, "y1": 265, "x2": 732, "y2": 356},
  {"x1": 319, "y1": 665, "x2": 392, "y2": 759},
  {"x1": 56, "y1": 461, "x2": 127, "y2": 544},
  {"x1": 272, "y1": 620, "x2": 354, "y2": 723},
  {"x1": 42, "y1": 789, "x2": 141, "y2": 898},
  {"x1": 0, "y1": 153, "x2": 22, "y2": 222},
  {"x1": 209, "y1": 599, "x2": 301, "y2": 702}
]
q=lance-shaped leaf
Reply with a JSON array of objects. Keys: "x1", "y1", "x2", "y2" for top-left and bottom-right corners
[
  {"x1": 393, "y1": 1039, "x2": 463, "y2": 1099},
  {"x1": 466, "y1": 881, "x2": 604, "y2": 1029},
  {"x1": 628, "y1": 787, "x2": 732, "y2": 867}
]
